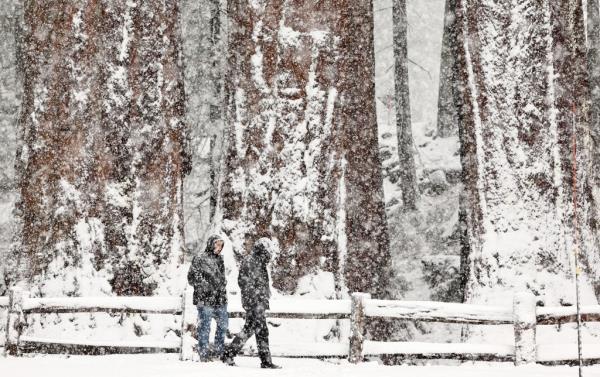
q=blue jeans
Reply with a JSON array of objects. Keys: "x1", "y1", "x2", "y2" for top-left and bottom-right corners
[{"x1": 197, "y1": 305, "x2": 229, "y2": 358}]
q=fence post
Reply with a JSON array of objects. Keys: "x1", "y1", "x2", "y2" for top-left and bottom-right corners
[
  {"x1": 349, "y1": 292, "x2": 370, "y2": 364},
  {"x1": 513, "y1": 291, "x2": 537, "y2": 365},
  {"x1": 5, "y1": 287, "x2": 27, "y2": 357},
  {"x1": 179, "y1": 286, "x2": 196, "y2": 361}
]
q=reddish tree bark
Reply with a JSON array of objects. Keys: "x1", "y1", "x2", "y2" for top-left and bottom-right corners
[
  {"x1": 456, "y1": 0, "x2": 599, "y2": 305},
  {"x1": 17, "y1": 0, "x2": 188, "y2": 296},
  {"x1": 220, "y1": 0, "x2": 391, "y2": 297}
]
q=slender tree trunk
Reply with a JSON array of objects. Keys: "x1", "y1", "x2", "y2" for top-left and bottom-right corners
[
  {"x1": 181, "y1": 0, "x2": 226, "y2": 251},
  {"x1": 17, "y1": 0, "x2": 188, "y2": 296},
  {"x1": 207, "y1": 0, "x2": 227, "y2": 224},
  {"x1": 436, "y1": 0, "x2": 460, "y2": 138},
  {"x1": 220, "y1": 0, "x2": 391, "y2": 297},
  {"x1": 393, "y1": 0, "x2": 418, "y2": 211},
  {"x1": 456, "y1": 0, "x2": 599, "y2": 305},
  {"x1": 0, "y1": 0, "x2": 22, "y2": 194},
  {"x1": 0, "y1": 0, "x2": 23, "y2": 293},
  {"x1": 339, "y1": 1, "x2": 392, "y2": 298}
]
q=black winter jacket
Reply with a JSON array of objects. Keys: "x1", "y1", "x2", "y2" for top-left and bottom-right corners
[
  {"x1": 238, "y1": 240, "x2": 272, "y2": 310},
  {"x1": 187, "y1": 235, "x2": 227, "y2": 307}
]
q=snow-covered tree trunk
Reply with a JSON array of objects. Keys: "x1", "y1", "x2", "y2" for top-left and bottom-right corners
[
  {"x1": 589, "y1": 0, "x2": 600, "y2": 125},
  {"x1": 220, "y1": 0, "x2": 391, "y2": 297},
  {"x1": 206, "y1": 0, "x2": 225, "y2": 223},
  {"x1": 0, "y1": 0, "x2": 22, "y2": 293},
  {"x1": 456, "y1": 0, "x2": 600, "y2": 305},
  {"x1": 0, "y1": 0, "x2": 21, "y2": 195},
  {"x1": 338, "y1": 1, "x2": 392, "y2": 298},
  {"x1": 17, "y1": 0, "x2": 188, "y2": 297},
  {"x1": 436, "y1": 0, "x2": 460, "y2": 138},
  {"x1": 181, "y1": 0, "x2": 227, "y2": 253},
  {"x1": 588, "y1": 0, "x2": 600, "y2": 239},
  {"x1": 393, "y1": 0, "x2": 418, "y2": 211}
]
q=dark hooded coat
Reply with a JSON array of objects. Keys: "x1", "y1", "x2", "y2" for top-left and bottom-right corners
[
  {"x1": 187, "y1": 235, "x2": 227, "y2": 306},
  {"x1": 238, "y1": 239, "x2": 272, "y2": 310}
]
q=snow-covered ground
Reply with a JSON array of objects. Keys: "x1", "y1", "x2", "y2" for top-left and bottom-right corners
[{"x1": 1, "y1": 355, "x2": 599, "y2": 377}]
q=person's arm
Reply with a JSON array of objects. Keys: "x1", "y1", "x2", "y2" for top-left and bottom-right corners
[
  {"x1": 188, "y1": 256, "x2": 209, "y2": 289},
  {"x1": 261, "y1": 265, "x2": 271, "y2": 300},
  {"x1": 187, "y1": 257, "x2": 198, "y2": 286},
  {"x1": 237, "y1": 261, "x2": 247, "y2": 292}
]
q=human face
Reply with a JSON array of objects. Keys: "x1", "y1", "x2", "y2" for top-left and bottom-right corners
[
  {"x1": 214, "y1": 240, "x2": 224, "y2": 255},
  {"x1": 243, "y1": 237, "x2": 253, "y2": 255}
]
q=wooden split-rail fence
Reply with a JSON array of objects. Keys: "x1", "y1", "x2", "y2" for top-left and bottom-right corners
[{"x1": 1, "y1": 288, "x2": 600, "y2": 365}]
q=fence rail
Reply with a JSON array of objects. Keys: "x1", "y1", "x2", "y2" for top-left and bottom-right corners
[
  {"x1": 23, "y1": 297, "x2": 183, "y2": 315},
  {"x1": 1, "y1": 288, "x2": 600, "y2": 365},
  {"x1": 536, "y1": 305, "x2": 600, "y2": 325},
  {"x1": 364, "y1": 299, "x2": 513, "y2": 324},
  {"x1": 362, "y1": 341, "x2": 515, "y2": 362}
]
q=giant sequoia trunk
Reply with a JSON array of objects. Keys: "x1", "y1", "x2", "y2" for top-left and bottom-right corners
[
  {"x1": 17, "y1": 0, "x2": 188, "y2": 296},
  {"x1": 456, "y1": 0, "x2": 600, "y2": 305},
  {"x1": 589, "y1": 0, "x2": 600, "y2": 136},
  {"x1": 588, "y1": 0, "x2": 600, "y2": 239},
  {"x1": 220, "y1": 0, "x2": 391, "y2": 297}
]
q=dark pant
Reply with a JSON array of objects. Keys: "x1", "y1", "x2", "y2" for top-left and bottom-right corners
[{"x1": 224, "y1": 305, "x2": 272, "y2": 365}]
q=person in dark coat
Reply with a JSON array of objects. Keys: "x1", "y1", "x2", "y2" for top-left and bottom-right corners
[
  {"x1": 221, "y1": 238, "x2": 280, "y2": 369},
  {"x1": 187, "y1": 234, "x2": 228, "y2": 361}
]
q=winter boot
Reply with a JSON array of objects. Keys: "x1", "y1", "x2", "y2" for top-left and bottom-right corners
[
  {"x1": 220, "y1": 352, "x2": 236, "y2": 366},
  {"x1": 260, "y1": 362, "x2": 281, "y2": 369}
]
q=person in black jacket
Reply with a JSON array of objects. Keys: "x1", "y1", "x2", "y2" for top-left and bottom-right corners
[
  {"x1": 187, "y1": 235, "x2": 228, "y2": 361},
  {"x1": 221, "y1": 238, "x2": 280, "y2": 369}
]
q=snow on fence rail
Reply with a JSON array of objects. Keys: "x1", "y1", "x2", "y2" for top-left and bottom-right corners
[
  {"x1": 22, "y1": 297, "x2": 183, "y2": 315},
  {"x1": 225, "y1": 298, "x2": 351, "y2": 320},
  {"x1": 536, "y1": 305, "x2": 600, "y2": 325},
  {"x1": 364, "y1": 299, "x2": 514, "y2": 324},
  {"x1": 362, "y1": 341, "x2": 515, "y2": 362},
  {"x1": 2, "y1": 289, "x2": 600, "y2": 365}
]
